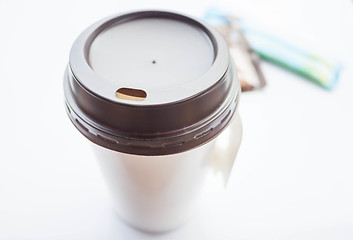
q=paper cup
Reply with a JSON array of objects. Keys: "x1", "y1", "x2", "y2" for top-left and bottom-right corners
[{"x1": 64, "y1": 10, "x2": 242, "y2": 232}]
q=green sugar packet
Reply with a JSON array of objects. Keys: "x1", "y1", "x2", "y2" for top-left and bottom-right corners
[{"x1": 204, "y1": 9, "x2": 343, "y2": 90}]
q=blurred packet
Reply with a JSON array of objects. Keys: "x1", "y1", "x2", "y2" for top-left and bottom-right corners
[
  {"x1": 214, "y1": 21, "x2": 266, "y2": 92},
  {"x1": 204, "y1": 8, "x2": 343, "y2": 90},
  {"x1": 203, "y1": 11, "x2": 266, "y2": 92}
]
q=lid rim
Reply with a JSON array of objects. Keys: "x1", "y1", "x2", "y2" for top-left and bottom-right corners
[{"x1": 64, "y1": 64, "x2": 240, "y2": 156}]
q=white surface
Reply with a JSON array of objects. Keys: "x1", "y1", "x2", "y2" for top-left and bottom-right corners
[{"x1": 0, "y1": 0, "x2": 353, "y2": 239}]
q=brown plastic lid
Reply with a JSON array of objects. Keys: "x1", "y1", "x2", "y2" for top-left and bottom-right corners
[{"x1": 64, "y1": 10, "x2": 240, "y2": 155}]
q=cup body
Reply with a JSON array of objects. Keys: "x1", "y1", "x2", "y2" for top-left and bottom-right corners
[
  {"x1": 92, "y1": 112, "x2": 241, "y2": 232},
  {"x1": 92, "y1": 139, "x2": 214, "y2": 232}
]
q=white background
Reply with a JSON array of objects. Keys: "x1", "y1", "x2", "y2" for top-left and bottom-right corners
[{"x1": 0, "y1": 0, "x2": 353, "y2": 239}]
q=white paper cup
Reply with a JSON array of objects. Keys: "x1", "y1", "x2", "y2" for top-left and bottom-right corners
[{"x1": 64, "y1": 10, "x2": 242, "y2": 232}]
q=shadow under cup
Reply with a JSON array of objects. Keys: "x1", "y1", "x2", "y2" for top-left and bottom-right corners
[{"x1": 64, "y1": 10, "x2": 242, "y2": 232}]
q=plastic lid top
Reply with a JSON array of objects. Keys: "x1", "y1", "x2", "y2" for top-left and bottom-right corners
[
  {"x1": 69, "y1": 11, "x2": 230, "y2": 105},
  {"x1": 89, "y1": 17, "x2": 215, "y2": 105}
]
